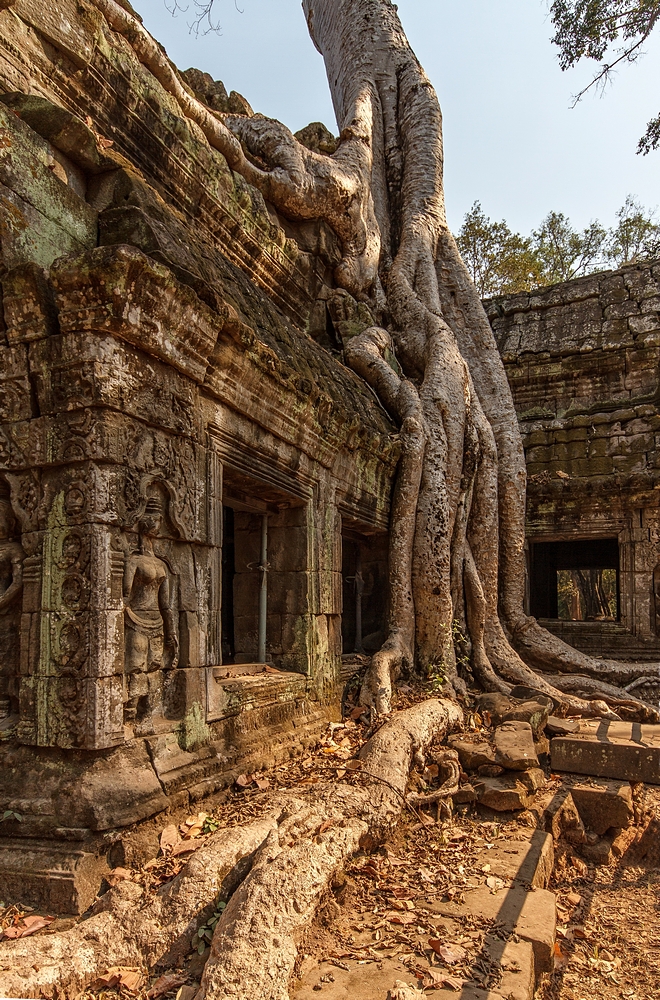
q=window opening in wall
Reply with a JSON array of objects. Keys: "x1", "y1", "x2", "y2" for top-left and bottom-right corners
[
  {"x1": 221, "y1": 505, "x2": 235, "y2": 664},
  {"x1": 530, "y1": 538, "x2": 620, "y2": 621},
  {"x1": 341, "y1": 525, "x2": 388, "y2": 654},
  {"x1": 221, "y1": 468, "x2": 306, "y2": 670}
]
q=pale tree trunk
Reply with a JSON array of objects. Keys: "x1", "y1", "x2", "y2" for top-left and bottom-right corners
[{"x1": 92, "y1": 0, "x2": 658, "y2": 723}]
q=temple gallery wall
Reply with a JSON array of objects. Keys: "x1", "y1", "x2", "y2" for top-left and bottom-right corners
[{"x1": 0, "y1": 0, "x2": 659, "y2": 913}]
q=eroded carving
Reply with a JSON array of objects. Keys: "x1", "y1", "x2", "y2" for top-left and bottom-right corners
[
  {"x1": 0, "y1": 486, "x2": 24, "y2": 717},
  {"x1": 123, "y1": 487, "x2": 179, "y2": 729}
]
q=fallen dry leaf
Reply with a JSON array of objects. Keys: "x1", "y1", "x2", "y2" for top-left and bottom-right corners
[
  {"x1": 1, "y1": 914, "x2": 54, "y2": 940},
  {"x1": 172, "y1": 840, "x2": 201, "y2": 857},
  {"x1": 423, "y1": 969, "x2": 463, "y2": 990},
  {"x1": 386, "y1": 911, "x2": 416, "y2": 925},
  {"x1": 147, "y1": 972, "x2": 188, "y2": 998},
  {"x1": 345, "y1": 759, "x2": 363, "y2": 771},
  {"x1": 93, "y1": 967, "x2": 144, "y2": 993},
  {"x1": 160, "y1": 824, "x2": 180, "y2": 851},
  {"x1": 236, "y1": 773, "x2": 253, "y2": 787},
  {"x1": 107, "y1": 867, "x2": 133, "y2": 886},
  {"x1": 428, "y1": 940, "x2": 466, "y2": 965}
]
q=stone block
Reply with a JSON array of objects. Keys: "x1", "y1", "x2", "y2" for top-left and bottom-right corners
[
  {"x1": 569, "y1": 778, "x2": 634, "y2": 835},
  {"x1": 0, "y1": 838, "x2": 110, "y2": 915},
  {"x1": 53, "y1": 742, "x2": 169, "y2": 830},
  {"x1": 485, "y1": 828, "x2": 554, "y2": 889},
  {"x1": 448, "y1": 734, "x2": 496, "y2": 771},
  {"x1": 551, "y1": 719, "x2": 660, "y2": 783},
  {"x1": 474, "y1": 774, "x2": 534, "y2": 811},
  {"x1": 494, "y1": 721, "x2": 539, "y2": 771},
  {"x1": 428, "y1": 883, "x2": 556, "y2": 974}
]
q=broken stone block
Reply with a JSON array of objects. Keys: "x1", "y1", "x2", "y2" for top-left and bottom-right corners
[
  {"x1": 474, "y1": 692, "x2": 515, "y2": 726},
  {"x1": 519, "y1": 767, "x2": 546, "y2": 792},
  {"x1": 448, "y1": 734, "x2": 496, "y2": 771},
  {"x1": 569, "y1": 779, "x2": 634, "y2": 835},
  {"x1": 453, "y1": 783, "x2": 477, "y2": 804},
  {"x1": 551, "y1": 719, "x2": 660, "y2": 783},
  {"x1": 494, "y1": 721, "x2": 539, "y2": 771},
  {"x1": 546, "y1": 716, "x2": 579, "y2": 736},
  {"x1": 474, "y1": 773, "x2": 534, "y2": 811},
  {"x1": 581, "y1": 837, "x2": 612, "y2": 864},
  {"x1": 477, "y1": 763, "x2": 504, "y2": 777},
  {"x1": 503, "y1": 699, "x2": 552, "y2": 737},
  {"x1": 544, "y1": 790, "x2": 586, "y2": 845}
]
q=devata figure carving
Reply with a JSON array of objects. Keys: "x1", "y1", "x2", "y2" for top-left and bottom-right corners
[
  {"x1": 123, "y1": 494, "x2": 178, "y2": 726},
  {"x1": 0, "y1": 493, "x2": 23, "y2": 718}
]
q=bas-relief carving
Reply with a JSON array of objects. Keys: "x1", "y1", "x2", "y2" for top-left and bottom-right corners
[
  {"x1": 0, "y1": 491, "x2": 23, "y2": 717},
  {"x1": 123, "y1": 485, "x2": 179, "y2": 732}
]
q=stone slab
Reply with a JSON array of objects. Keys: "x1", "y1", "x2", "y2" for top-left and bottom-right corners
[
  {"x1": 551, "y1": 719, "x2": 660, "y2": 784},
  {"x1": 0, "y1": 838, "x2": 109, "y2": 914},
  {"x1": 485, "y1": 829, "x2": 554, "y2": 888},
  {"x1": 569, "y1": 778, "x2": 634, "y2": 835},
  {"x1": 423, "y1": 884, "x2": 556, "y2": 974}
]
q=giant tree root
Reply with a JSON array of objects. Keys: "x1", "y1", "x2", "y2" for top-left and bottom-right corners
[
  {"x1": 0, "y1": 819, "x2": 277, "y2": 998},
  {"x1": 0, "y1": 699, "x2": 462, "y2": 1000}
]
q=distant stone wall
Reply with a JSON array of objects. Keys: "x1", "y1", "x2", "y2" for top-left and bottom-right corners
[{"x1": 487, "y1": 261, "x2": 660, "y2": 638}]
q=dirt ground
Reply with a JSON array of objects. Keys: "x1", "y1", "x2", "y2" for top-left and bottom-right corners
[
  {"x1": 537, "y1": 788, "x2": 660, "y2": 1000},
  {"x1": 2, "y1": 703, "x2": 659, "y2": 1000}
]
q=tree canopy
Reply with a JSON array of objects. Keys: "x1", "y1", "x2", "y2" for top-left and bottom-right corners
[
  {"x1": 456, "y1": 196, "x2": 659, "y2": 298},
  {"x1": 550, "y1": 0, "x2": 660, "y2": 153}
]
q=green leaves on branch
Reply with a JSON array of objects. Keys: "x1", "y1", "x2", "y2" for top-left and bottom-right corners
[
  {"x1": 456, "y1": 197, "x2": 660, "y2": 297},
  {"x1": 549, "y1": 0, "x2": 660, "y2": 153}
]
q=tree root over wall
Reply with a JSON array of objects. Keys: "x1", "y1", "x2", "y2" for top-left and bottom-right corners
[
  {"x1": 87, "y1": 0, "x2": 660, "y2": 724},
  {"x1": 0, "y1": 700, "x2": 462, "y2": 1000}
]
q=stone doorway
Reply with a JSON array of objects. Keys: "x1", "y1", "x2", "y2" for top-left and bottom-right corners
[
  {"x1": 221, "y1": 469, "x2": 309, "y2": 670},
  {"x1": 341, "y1": 526, "x2": 388, "y2": 655},
  {"x1": 529, "y1": 538, "x2": 620, "y2": 621}
]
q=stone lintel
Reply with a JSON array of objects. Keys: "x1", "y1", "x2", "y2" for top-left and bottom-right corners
[{"x1": 551, "y1": 719, "x2": 660, "y2": 783}]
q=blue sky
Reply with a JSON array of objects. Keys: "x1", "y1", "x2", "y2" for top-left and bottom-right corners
[{"x1": 134, "y1": 0, "x2": 660, "y2": 235}]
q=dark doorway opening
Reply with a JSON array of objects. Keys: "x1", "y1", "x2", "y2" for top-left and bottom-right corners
[
  {"x1": 530, "y1": 538, "x2": 620, "y2": 621},
  {"x1": 221, "y1": 505, "x2": 236, "y2": 664},
  {"x1": 341, "y1": 527, "x2": 388, "y2": 654}
]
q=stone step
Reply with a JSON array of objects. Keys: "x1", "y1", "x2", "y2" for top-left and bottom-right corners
[
  {"x1": 551, "y1": 719, "x2": 660, "y2": 783},
  {"x1": 293, "y1": 826, "x2": 555, "y2": 1000}
]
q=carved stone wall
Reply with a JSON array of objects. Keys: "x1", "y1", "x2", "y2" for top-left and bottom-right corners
[{"x1": 489, "y1": 261, "x2": 660, "y2": 642}]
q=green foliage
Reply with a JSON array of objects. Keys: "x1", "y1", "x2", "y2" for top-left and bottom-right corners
[
  {"x1": 606, "y1": 195, "x2": 660, "y2": 264},
  {"x1": 532, "y1": 211, "x2": 607, "y2": 282},
  {"x1": 456, "y1": 196, "x2": 659, "y2": 296},
  {"x1": 1, "y1": 810, "x2": 22, "y2": 823},
  {"x1": 456, "y1": 202, "x2": 543, "y2": 297},
  {"x1": 549, "y1": 0, "x2": 660, "y2": 153},
  {"x1": 202, "y1": 815, "x2": 220, "y2": 834},
  {"x1": 191, "y1": 899, "x2": 226, "y2": 954}
]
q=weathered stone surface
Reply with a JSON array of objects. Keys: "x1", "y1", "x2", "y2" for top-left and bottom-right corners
[
  {"x1": 427, "y1": 883, "x2": 556, "y2": 974},
  {"x1": 453, "y1": 782, "x2": 477, "y2": 804},
  {"x1": 569, "y1": 778, "x2": 634, "y2": 835},
  {"x1": 494, "y1": 721, "x2": 539, "y2": 771},
  {"x1": 543, "y1": 789, "x2": 587, "y2": 845},
  {"x1": 519, "y1": 767, "x2": 546, "y2": 792},
  {"x1": 448, "y1": 734, "x2": 497, "y2": 771},
  {"x1": 551, "y1": 720, "x2": 660, "y2": 783},
  {"x1": 474, "y1": 774, "x2": 534, "y2": 811},
  {"x1": 546, "y1": 716, "x2": 579, "y2": 736}
]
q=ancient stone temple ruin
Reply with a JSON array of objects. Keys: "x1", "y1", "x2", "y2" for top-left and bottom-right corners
[
  {"x1": 0, "y1": 0, "x2": 397, "y2": 910},
  {"x1": 489, "y1": 266, "x2": 660, "y2": 665},
  {"x1": 0, "y1": 0, "x2": 659, "y2": 915}
]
